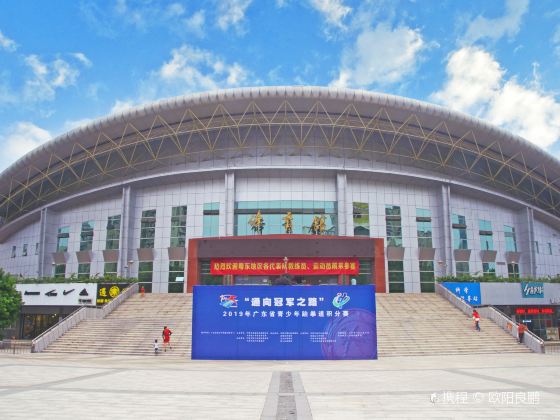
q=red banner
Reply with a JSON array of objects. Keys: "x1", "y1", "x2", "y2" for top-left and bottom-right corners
[{"x1": 210, "y1": 258, "x2": 359, "y2": 275}]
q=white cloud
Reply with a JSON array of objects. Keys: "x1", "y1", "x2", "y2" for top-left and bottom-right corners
[
  {"x1": 165, "y1": 3, "x2": 186, "y2": 18},
  {"x1": 431, "y1": 47, "x2": 503, "y2": 116},
  {"x1": 431, "y1": 46, "x2": 560, "y2": 149},
  {"x1": 110, "y1": 99, "x2": 138, "y2": 114},
  {"x1": 62, "y1": 118, "x2": 94, "y2": 133},
  {"x1": 0, "y1": 29, "x2": 17, "y2": 52},
  {"x1": 22, "y1": 54, "x2": 85, "y2": 103},
  {"x1": 111, "y1": 44, "x2": 253, "y2": 111},
  {"x1": 114, "y1": 0, "x2": 147, "y2": 29},
  {"x1": 72, "y1": 52, "x2": 92, "y2": 67},
  {"x1": 309, "y1": 0, "x2": 352, "y2": 29},
  {"x1": 0, "y1": 122, "x2": 51, "y2": 170},
  {"x1": 156, "y1": 44, "x2": 250, "y2": 93},
  {"x1": 552, "y1": 25, "x2": 560, "y2": 58},
  {"x1": 330, "y1": 23, "x2": 425, "y2": 88},
  {"x1": 216, "y1": 0, "x2": 252, "y2": 32},
  {"x1": 463, "y1": 0, "x2": 529, "y2": 44},
  {"x1": 184, "y1": 10, "x2": 205, "y2": 37}
]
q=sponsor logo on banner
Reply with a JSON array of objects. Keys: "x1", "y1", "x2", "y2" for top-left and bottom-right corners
[
  {"x1": 332, "y1": 292, "x2": 350, "y2": 309},
  {"x1": 219, "y1": 295, "x2": 238, "y2": 308},
  {"x1": 192, "y1": 285, "x2": 377, "y2": 360},
  {"x1": 521, "y1": 282, "x2": 544, "y2": 298}
]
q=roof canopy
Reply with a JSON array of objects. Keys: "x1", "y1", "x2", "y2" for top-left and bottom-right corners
[{"x1": 1, "y1": 86, "x2": 560, "y2": 223}]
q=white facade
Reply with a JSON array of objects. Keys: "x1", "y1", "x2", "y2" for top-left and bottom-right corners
[
  {"x1": 2, "y1": 87, "x2": 560, "y2": 292},
  {"x1": 2, "y1": 169, "x2": 560, "y2": 292}
]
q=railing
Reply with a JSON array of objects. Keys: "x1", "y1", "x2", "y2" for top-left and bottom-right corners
[
  {"x1": 91, "y1": 282, "x2": 139, "y2": 320},
  {"x1": 31, "y1": 283, "x2": 138, "y2": 353},
  {"x1": 31, "y1": 306, "x2": 94, "y2": 353},
  {"x1": 435, "y1": 283, "x2": 473, "y2": 317},
  {"x1": 0, "y1": 339, "x2": 32, "y2": 354},
  {"x1": 544, "y1": 342, "x2": 560, "y2": 353},
  {"x1": 477, "y1": 306, "x2": 545, "y2": 353},
  {"x1": 436, "y1": 283, "x2": 546, "y2": 353}
]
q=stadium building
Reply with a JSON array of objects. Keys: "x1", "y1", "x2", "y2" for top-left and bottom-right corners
[{"x1": 1, "y1": 86, "x2": 560, "y2": 294}]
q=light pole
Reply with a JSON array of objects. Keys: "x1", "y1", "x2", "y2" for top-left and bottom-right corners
[{"x1": 127, "y1": 260, "x2": 134, "y2": 279}]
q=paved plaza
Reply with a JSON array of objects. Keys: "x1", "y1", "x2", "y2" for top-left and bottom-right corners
[{"x1": 0, "y1": 352, "x2": 559, "y2": 419}]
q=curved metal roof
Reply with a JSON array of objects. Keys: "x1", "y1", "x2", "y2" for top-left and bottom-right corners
[{"x1": 1, "y1": 85, "x2": 560, "y2": 223}]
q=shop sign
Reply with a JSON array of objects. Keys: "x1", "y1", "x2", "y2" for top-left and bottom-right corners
[
  {"x1": 16, "y1": 283, "x2": 97, "y2": 306},
  {"x1": 515, "y1": 307, "x2": 554, "y2": 315},
  {"x1": 442, "y1": 282, "x2": 482, "y2": 305},
  {"x1": 96, "y1": 283, "x2": 129, "y2": 305},
  {"x1": 192, "y1": 285, "x2": 377, "y2": 360},
  {"x1": 210, "y1": 258, "x2": 359, "y2": 276},
  {"x1": 521, "y1": 282, "x2": 544, "y2": 298}
]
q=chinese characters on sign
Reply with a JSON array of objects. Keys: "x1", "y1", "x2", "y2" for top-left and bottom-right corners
[
  {"x1": 442, "y1": 282, "x2": 482, "y2": 305},
  {"x1": 96, "y1": 283, "x2": 127, "y2": 305},
  {"x1": 192, "y1": 285, "x2": 377, "y2": 360},
  {"x1": 210, "y1": 258, "x2": 360, "y2": 275}
]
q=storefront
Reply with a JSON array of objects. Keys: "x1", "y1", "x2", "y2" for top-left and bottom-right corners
[
  {"x1": 15, "y1": 283, "x2": 97, "y2": 339},
  {"x1": 443, "y1": 281, "x2": 560, "y2": 341},
  {"x1": 495, "y1": 306, "x2": 560, "y2": 341},
  {"x1": 186, "y1": 235, "x2": 386, "y2": 292}
]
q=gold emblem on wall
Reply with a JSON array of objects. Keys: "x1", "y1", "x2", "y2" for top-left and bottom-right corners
[
  {"x1": 282, "y1": 211, "x2": 293, "y2": 234},
  {"x1": 249, "y1": 210, "x2": 265, "y2": 235},
  {"x1": 310, "y1": 215, "x2": 326, "y2": 235}
]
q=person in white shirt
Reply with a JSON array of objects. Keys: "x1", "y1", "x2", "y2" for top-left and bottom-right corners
[{"x1": 154, "y1": 339, "x2": 159, "y2": 355}]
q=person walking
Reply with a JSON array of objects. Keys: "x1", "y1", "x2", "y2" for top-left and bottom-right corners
[
  {"x1": 518, "y1": 322, "x2": 527, "y2": 344},
  {"x1": 140, "y1": 285, "x2": 145, "y2": 298},
  {"x1": 472, "y1": 310, "x2": 481, "y2": 332},
  {"x1": 154, "y1": 339, "x2": 159, "y2": 355},
  {"x1": 162, "y1": 326, "x2": 173, "y2": 352}
]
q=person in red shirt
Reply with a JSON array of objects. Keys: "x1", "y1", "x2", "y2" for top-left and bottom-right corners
[
  {"x1": 162, "y1": 326, "x2": 173, "y2": 352},
  {"x1": 472, "y1": 310, "x2": 481, "y2": 332},
  {"x1": 517, "y1": 323, "x2": 527, "y2": 344}
]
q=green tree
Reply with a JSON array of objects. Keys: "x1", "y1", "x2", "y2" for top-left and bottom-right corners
[{"x1": 0, "y1": 269, "x2": 21, "y2": 338}]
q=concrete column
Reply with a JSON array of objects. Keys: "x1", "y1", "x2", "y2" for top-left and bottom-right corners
[
  {"x1": 118, "y1": 186, "x2": 135, "y2": 277},
  {"x1": 439, "y1": 184, "x2": 453, "y2": 276},
  {"x1": 336, "y1": 172, "x2": 351, "y2": 236},
  {"x1": 517, "y1": 207, "x2": 537, "y2": 277},
  {"x1": 224, "y1": 171, "x2": 235, "y2": 236},
  {"x1": 38, "y1": 208, "x2": 48, "y2": 277}
]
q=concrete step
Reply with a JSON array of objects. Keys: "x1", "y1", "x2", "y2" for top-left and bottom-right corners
[{"x1": 44, "y1": 292, "x2": 532, "y2": 358}]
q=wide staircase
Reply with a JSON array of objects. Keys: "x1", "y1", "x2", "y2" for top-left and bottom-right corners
[
  {"x1": 45, "y1": 294, "x2": 192, "y2": 357},
  {"x1": 44, "y1": 292, "x2": 530, "y2": 358},
  {"x1": 377, "y1": 293, "x2": 531, "y2": 356}
]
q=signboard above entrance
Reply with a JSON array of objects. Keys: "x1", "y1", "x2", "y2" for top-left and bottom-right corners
[{"x1": 210, "y1": 258, "x2": 360, "y2": 275}]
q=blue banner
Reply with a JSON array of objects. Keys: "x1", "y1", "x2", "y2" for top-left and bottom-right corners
[
  {"x1": 442, "y1": 282, "x2": 482, "y2": 305},
  {"x1": 192, "y1": 285, "x2": 377, "y2": 360},
  {"x1": 521, "y1": 282, "x2": 544, "y2": 298}
]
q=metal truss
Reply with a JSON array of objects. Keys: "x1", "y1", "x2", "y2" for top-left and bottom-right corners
[{"x1": 1, "y1": 100, "x2": 560, "y2": 223}]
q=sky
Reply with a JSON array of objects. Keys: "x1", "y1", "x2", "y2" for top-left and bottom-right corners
[{"x1": 1, "y1": 0, "x2": 560, "y2": 171}]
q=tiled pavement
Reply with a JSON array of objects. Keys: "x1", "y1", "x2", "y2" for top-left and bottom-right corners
[{"x1": 0, "y1": 352, "x2": 559, "y2": 419}]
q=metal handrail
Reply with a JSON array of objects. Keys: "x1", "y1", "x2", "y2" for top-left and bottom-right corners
[
  {"x1": 96, "y1": 282, "x2": 139, "y2": 319},
  {"x1": 435, "y1": 283, "x2": 473, "y2": 317},
  {"x1": 31, "y1": 306, "x2": 92, "y2": 353},
  {"x1": 478, "y1": 306, "x2": 545, "y2": 353},
  {"x1": 31, "y1": 283, "x2": 138, "y2": 352},
  {"x1": 435, "y1": 283, "x2": 545, "y2": 353}
]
